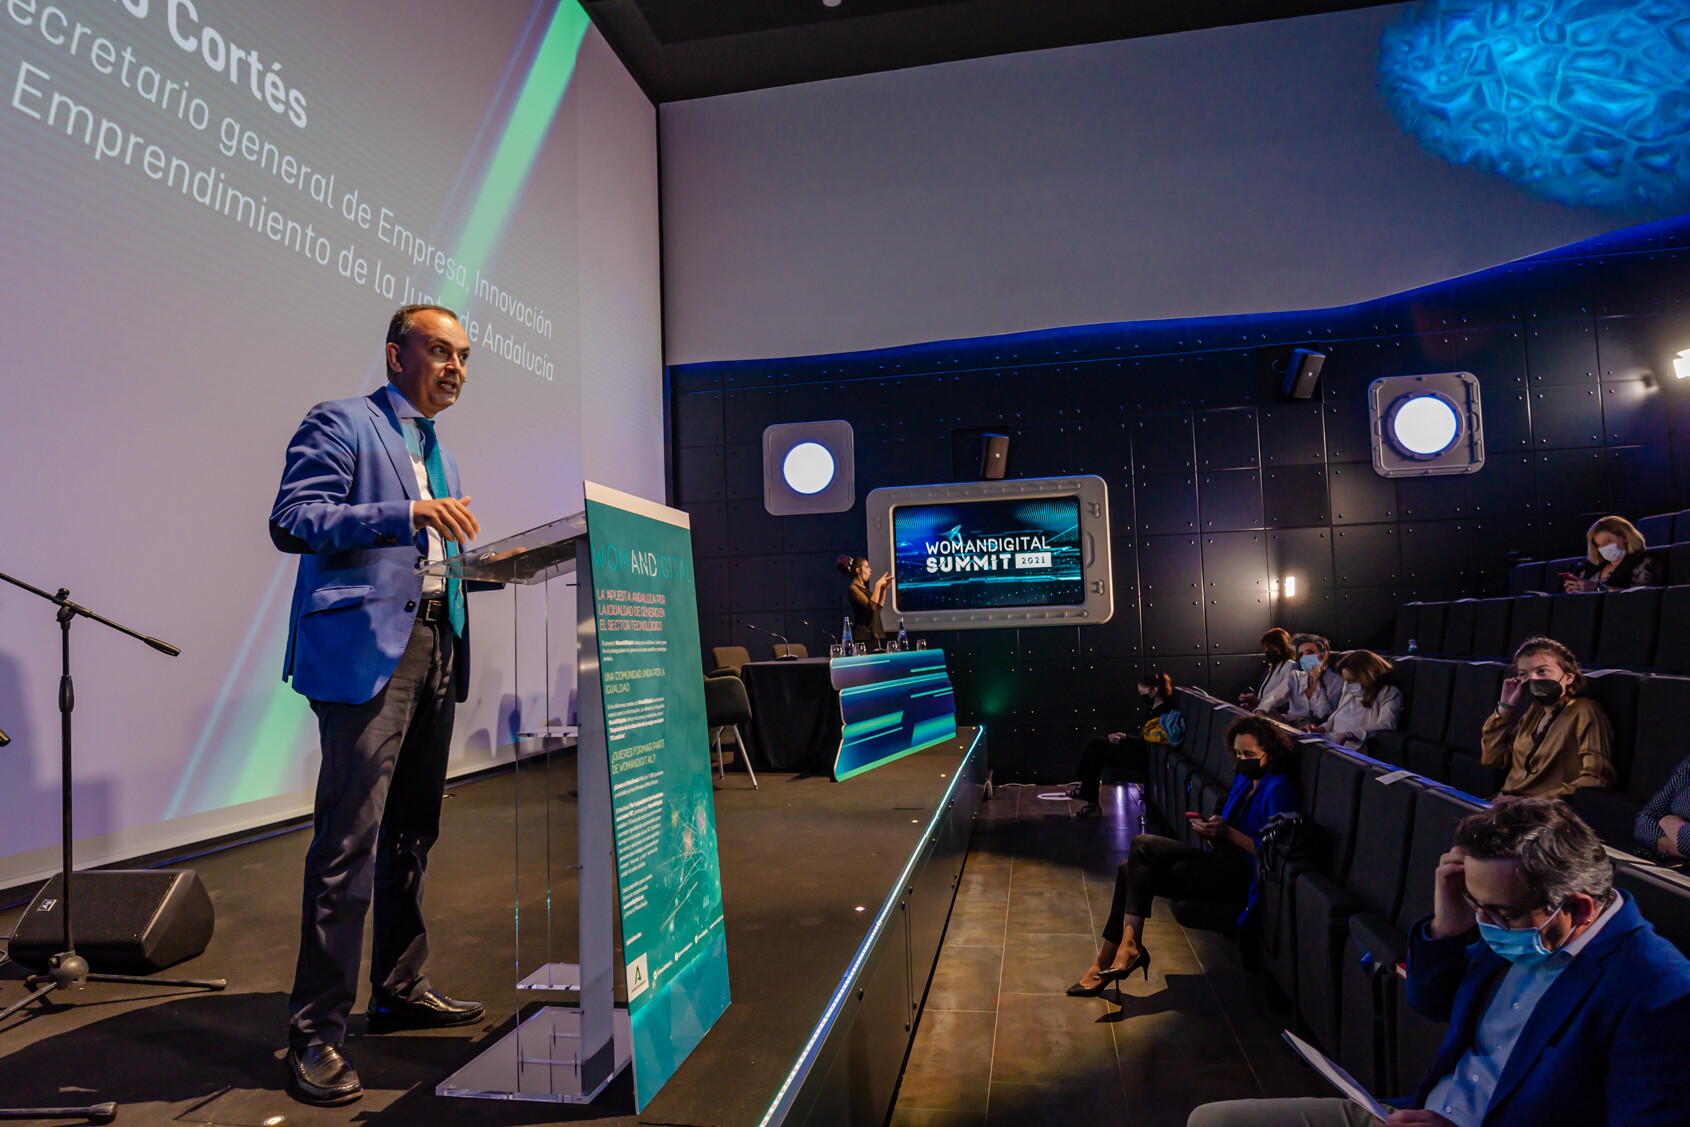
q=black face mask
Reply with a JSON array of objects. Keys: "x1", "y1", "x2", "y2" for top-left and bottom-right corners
[
  {"x1": 1526, "y1": 679, "x2": 1566, "y2": 706},
  {"x1": 1237, "y1": 759, "x2": 1266, "y2": 781}
]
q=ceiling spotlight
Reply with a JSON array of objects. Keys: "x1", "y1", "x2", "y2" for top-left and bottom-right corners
[
  {"x1": 823, "y1": 0, "x2": 842, "y2": 6},
  {"x1": 1674, "y1": 348, "x2": 1690, "y2": 379}
]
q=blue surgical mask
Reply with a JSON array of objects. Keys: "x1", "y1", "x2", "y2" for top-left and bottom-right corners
[
  {"x1": 1477, "y1": 902, "x2": 1565, "y2": 967},
  {"x1": 1299, "y1": 654, "x2": 1321, "y2": 672}
]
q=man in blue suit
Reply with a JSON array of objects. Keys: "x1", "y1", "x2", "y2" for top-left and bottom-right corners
[
  {"x1": 270, "y1": 305, "x2": 488, "y2": 1106},
  {"x1": 1188, "y1": 797, "x2": 1690, "y2": 1126}
]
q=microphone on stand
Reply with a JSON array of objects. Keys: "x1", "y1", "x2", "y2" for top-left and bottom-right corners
[
  {"x1": 798, "y1": 619, "x2": 837, "y2": 645},
  {"x1": 744, "y1": 622, "x2": 800, "y2": 659}
]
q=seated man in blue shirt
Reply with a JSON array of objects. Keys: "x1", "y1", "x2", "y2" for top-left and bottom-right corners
[{"x1": 1187, "y1": 797, "x2": 1690, "y2": 1127}]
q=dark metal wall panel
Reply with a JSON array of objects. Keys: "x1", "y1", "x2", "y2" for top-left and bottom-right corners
[{"x1": 671, "y1": 224, "x2": 1690, "y2": 780}]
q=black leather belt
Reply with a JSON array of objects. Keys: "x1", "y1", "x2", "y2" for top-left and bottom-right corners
[{"x1": 417, "y1": 597, "x2": 450, "y2": 624}]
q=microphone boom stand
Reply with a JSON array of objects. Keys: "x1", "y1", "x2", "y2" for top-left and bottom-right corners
[{"x1": 0, "y1": 569, "x2": 226, "y2": 1124}]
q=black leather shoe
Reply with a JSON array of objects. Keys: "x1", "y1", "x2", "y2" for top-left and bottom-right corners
[
  {"x1": 366, "y1": 988, "x2": 485, "y2": 1033},
  {"x1": 286, "y1": 1043, "x2": 362, "y2": 1106}
]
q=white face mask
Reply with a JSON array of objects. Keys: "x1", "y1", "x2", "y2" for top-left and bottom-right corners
[{"x1": 1598, "y1": 542, "x2": 1625, "y2": 564}]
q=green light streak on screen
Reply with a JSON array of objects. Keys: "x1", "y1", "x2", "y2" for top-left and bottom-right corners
[
  {"x1": 226, "y1": 682, "x2": 315, "y2": 808},
  {"x1": 442, "y1": 0, "x2": 591, "y2": 307}
]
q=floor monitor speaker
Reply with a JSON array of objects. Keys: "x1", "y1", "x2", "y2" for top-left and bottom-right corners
[{"x1": 9, "y1": 870, "x2": 215, "y2": 975}]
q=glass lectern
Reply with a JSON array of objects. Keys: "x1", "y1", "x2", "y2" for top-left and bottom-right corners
[{"x1": 422, "y1": 512, "x2": 632, "y2": 1103}]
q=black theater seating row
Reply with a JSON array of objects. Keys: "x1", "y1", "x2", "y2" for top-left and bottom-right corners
[
  {"x1": 1149, "y1": 685, "x2": 1690, "y2": 1094},
  {"x1": 1362, "y1": 656, "x2": 1690, "y2": 852},
  {"x1": 1394, "y1": 586, "x2": 1690, "y2": 673}
]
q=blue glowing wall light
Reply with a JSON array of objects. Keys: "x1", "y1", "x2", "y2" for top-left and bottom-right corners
[{"x1": 1380, "y1": 0, "x2": 1690, "y2": 212}]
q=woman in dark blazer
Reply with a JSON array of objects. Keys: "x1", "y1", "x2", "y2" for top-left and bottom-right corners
[
  {"x1": 1068, "y1": 715, "x2": 1298, "y2": 996},
  {"x1": 836, "y1": 555, "x2": 890, "y2": 646}
]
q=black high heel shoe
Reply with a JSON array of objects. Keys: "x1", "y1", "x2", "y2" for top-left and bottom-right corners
[
  {"x1": 1099, "y1": 947, "x2": 1152, "y2": 984},
  {"x1": 1073, "y1": 802, "x2": 1102, "y2": 818},
  {"x1": 1066, "y1": 974, "x2": 1108, "y2": 997}
]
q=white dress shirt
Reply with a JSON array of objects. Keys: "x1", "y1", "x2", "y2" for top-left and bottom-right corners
[
  {"x1": 384, "y1": 384, "x2": 445, "y2": 598},
  {"x1": 1320, "y1": 683, "x2": 1404, "y2": 748},
  {"x1": 1260, "y1": 665, "x2": 1343, "y2": 721}
]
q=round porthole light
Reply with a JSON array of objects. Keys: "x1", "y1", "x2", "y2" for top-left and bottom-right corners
[
  {"x1": 1387, "y1": 393, "x2": 1461, "y2": 459},
  {"x1": 782, "y1": 442, "x2": 836, "y2": 495}
]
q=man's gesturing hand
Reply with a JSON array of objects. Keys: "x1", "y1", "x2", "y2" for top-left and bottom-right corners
[
  {"x1": 415, "y1": 496, "x2": 480, "y2": 543},
  {"x1": 1427, "y1": 846, "x2": 1475, "y2": 939}
]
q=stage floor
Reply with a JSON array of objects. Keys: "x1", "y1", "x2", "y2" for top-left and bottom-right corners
[{"x1": 0, "y1": 736, "x2": 977, "y2": 1127}]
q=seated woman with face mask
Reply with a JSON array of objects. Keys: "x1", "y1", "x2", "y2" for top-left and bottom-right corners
[
  {"x1": 1316, "y1": 649, "x2": 1402, "y2": 749},
  {"x1": 1238, "y1": 628, "x2": 1296, "y2": 712},
  {"x1": 1481, "y1": 636, "x2": 1616, "y2": 799},
  {"x1": 1067, "y1": 716, "x2": 1296, "y2": 998},
  {"x1": 1256, "y1": 633, "x2": 1342, "y2": 725},
  {"x1": 1069, "y1": 672, "x2": 1184, "y2": 818},
  {"x1": 1562, "y1": 515, "x2": 1662, "y2": 592}
]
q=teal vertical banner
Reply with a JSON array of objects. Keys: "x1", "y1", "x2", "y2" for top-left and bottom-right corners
[{"x1": 583, "y1": 483, "x2": 730, "y2": 1111}]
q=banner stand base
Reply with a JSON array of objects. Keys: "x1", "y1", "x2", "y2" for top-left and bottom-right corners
[{"x1": 436, "y1": 1006, "x2": 631, "y2": 1104}]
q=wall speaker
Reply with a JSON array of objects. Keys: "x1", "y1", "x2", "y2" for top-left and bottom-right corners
[
  {"x1": 763, "y1": 420, "x2": 855, "y2": 515},
  {"x1": 9, "y1": 870, "x2": 215, "y2": 974},
  {"x1": 979, "y1": 433, "x2": 1010, "y2": 479},
  {"x1": 1281, "y1": 349, "x2": 1326, "y2": 399}
]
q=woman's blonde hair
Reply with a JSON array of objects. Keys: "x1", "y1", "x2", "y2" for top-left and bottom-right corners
[
  {"x1": 1335, "y1": 649, "x2": 1394, "y2": 707},
  {"x1": 1585, "y1": 516, "x2": 1646, "y2": 564}
]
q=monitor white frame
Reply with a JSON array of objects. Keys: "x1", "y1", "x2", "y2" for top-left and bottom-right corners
[{"x1": 866, "y1": 475, "x2": 1113, "y2": 631}]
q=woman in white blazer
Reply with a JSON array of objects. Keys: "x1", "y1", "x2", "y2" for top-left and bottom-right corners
[
  {"x1": 1318, "y1": 649, "x2": 1403, "y2": 749},
  {"x1": 1240, "y1": 628, "x2": 1297, "y2": 713}
]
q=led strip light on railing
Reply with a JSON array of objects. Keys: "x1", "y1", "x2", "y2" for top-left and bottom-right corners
[{"x1": 756, "y1": 725, "x2": 985, "y2": 1127}]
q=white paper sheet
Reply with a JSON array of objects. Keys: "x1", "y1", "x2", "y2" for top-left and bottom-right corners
[{"x1": 1282, "y1": 1030, "x2": 1393, "y2": 1123}]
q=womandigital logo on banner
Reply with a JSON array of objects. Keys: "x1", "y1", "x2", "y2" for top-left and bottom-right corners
[
  {"x1": 584, "y1": 487, "x2": 729, "y2": 1111},
  {"x1": 892, "y1": 496, "x2": 1084, "y2": 611}
]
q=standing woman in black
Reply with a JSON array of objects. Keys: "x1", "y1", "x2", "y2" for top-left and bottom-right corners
[{"x1": 837, "y1": 555, "x2": 891, "y2": 647}]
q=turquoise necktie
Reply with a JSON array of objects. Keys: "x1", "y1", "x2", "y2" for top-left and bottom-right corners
[{"x1": 414, "y1": 417, "x2": 465, "y2": 637}]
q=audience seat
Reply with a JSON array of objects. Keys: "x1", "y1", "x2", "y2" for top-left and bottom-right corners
[
  {"x1": 1284, "y1": 767, "x2": 1419, "y2": 1061},
  {"x1": 1673, "y1": 509, "x2": 1690, "y2": 542},
  {"x1": 1379, "y1": 790, "x2": 1487, "y2": 1094},
  {"x1": 1546, "y1": 591, "x2": 1604, "y2": 664},
  {"x1": 1260, "y1": 750, "x2": 1367, "y2": 1031},
  {"x1": 1434, "y1": 662, "x2": 1506, "y2": 789},
  {"x1": 1613, "y1": 861, "x2": 1690, "y2": 955},
  {"x1": 1375, "y1": 659, "x2": 1454, "y2": 764},
  {"x1": 1669, "y1": 543, "x2": 1690, "y2": 587},
  {"x1": 1654, "y1": 587, "x2": 1690, "y2": 674},
  {"x1": 1595, "y1": 586, "x2": 1663, "y2": 670},
  {"x1": 1506, "y1": 595, "x2": 1552, "y2": 653},
  {"x1": 1637, "y1": 513, "x2": 1675, "y2": 548},
  {"x1": 1569, "y1": 674, "x2": 1690, "y2": 849},
  {"x1": 1414, "y1": 602, "x2": 1447, "y2": 656},
  {"x1": 1508, "y1": 561, "x2": 1545, "y2": 597},
  {"x1": 1470, "y1": 597, "x2": 1512, "y2": 660},
  {"x1": 1393, "y1": 604, "x2": 1419, "y2": 656},
  {"x1": 1440, "y1": 600, "x2": 1477, "y2": 658}
]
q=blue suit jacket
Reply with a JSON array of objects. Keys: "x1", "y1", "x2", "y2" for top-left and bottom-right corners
[
  {"x1": 1405, "y1": 891, "x2": 1690, "y2": 1126},
  {"x1": 270, "y1": 389, "x2": 474, "y2": 705}
]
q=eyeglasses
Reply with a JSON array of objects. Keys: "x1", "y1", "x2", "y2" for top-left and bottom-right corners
[{"x1": 1460, "y1": 890, "x2": 1550, "y2": 929}]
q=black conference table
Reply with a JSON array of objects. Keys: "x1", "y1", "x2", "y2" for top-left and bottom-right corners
[{"x1": 738, "y1": 657, "x2": 843, "y2": 774}]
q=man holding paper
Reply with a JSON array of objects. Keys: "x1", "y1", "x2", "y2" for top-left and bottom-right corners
[{"x1": 1188, "y1": 797, "x2": 1690, "y2": 1126}]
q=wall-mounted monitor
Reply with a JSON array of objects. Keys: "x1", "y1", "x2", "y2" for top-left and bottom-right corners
[{"x1": 865, "y1": 476, "x2": 1112, "y2": 631}]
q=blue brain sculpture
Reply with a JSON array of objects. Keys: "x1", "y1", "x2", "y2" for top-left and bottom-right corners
[{"x1": 1379, "y1": 0, "x2": 1690, "y2": 211}]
